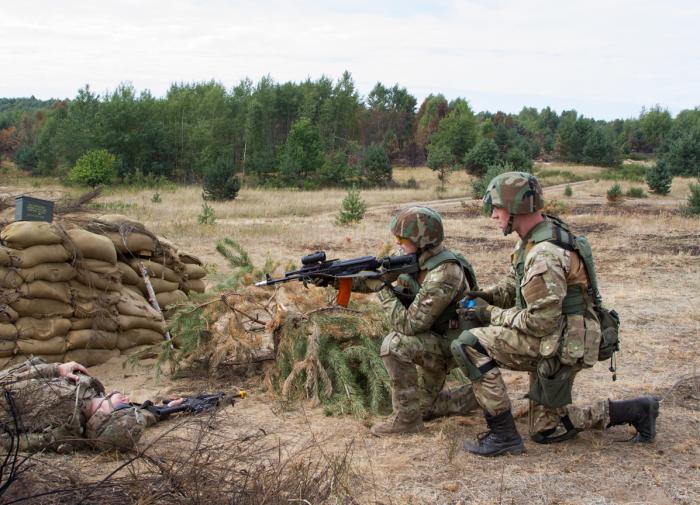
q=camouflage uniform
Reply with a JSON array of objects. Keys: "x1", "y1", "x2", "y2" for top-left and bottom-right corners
[
  {"x1": 455, "y1": 172, "x2": 658, "y2": 456},
  {"x1": 368, "y1": 207, "x2": 479, "y2": 434},
  {"x1": 0, "y1": 358, "x2": 155, "y2": 452}
]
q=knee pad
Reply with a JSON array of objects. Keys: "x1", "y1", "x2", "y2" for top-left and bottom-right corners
[{"x1": 450, "y1": 331, "x2": 490, "y2": 381}]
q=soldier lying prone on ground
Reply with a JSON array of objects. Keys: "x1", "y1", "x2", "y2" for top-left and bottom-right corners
[{"x1": 0, "y1": 357, "x2": 184, "y2": 452}]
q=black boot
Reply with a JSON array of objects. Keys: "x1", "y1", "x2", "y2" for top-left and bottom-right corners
[
  {"x1": 608, "y1": 396, "x2": 660, "y2": 443},
  {"x1": 463, "y1": 410, "x2": 525, "y2": 457}
]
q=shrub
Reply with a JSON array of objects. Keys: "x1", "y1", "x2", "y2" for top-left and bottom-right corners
[
  {"x1": 202, "y1": 158, "x2": 241, "y2": 201},
  {"x1": 197, "y1": 202, "x2": 216, "y2": 225},
  {"x1": 336, "y1": 186, "x2": 367, "y2": 225},
  {"x1": 505, "y1": 146, "x2": 534, "y2": 172},
  {"x1": 464, "y1": 138, "x2": 499, "y2": 176},
  {"x1": 151, "y1": 192, "x2": 161, "y2": 203},
  {"x1": 564, "y1": 185, "x2": 573, "y2": 197},
  {"x1": 625, "y1": 187, "x2": 647, "y2": 198},
  {"x1": 606, "y1": 183, "x2": 623, "y2": 204},
  {"x1": 361, "y1": 144, "x2": 392, "y2": 187},
  {"x1": 646, "y1": 161, "x2": 672, "y2": 195},
  {"x1": 68, "y1": 149, "x2": 117, "y2": 187},
  {"x1": 543, "y1": 199, "x2": 568, "y2": 215},
  {"x1": 599, "y1": 163, "x2": 648, "y2": 183},
  {"x1": 471, "y1": 161, "x2": 520, "y2": 198},
  {"x1": 680, "y1": 183, "x2": 700, "y2": 216},
  {"x1": 404, "y1": 177, "x2": 418, "y2": 189},
  {"x1": 14, "y1": 146, "x2": 37, "y2": 170}
]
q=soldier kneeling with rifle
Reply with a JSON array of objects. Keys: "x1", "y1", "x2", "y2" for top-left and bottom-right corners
[{"x1": 0, "y1": 358, "x2": 243, "y2": 453}]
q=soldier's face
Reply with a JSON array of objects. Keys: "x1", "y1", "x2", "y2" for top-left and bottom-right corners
[
  {"x1": 491, "y1": 206, "x2": 510, "y2": 232},
  {"x1": 396, "y1": 236, "x2": 418, "y2": 254}
]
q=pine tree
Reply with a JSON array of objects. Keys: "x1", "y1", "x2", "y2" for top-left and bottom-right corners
[
  {"x1": 336, "y1": 186, "x2": 367, "y2": 225},
  {"x1": 646, "y1": 161, "x2": 672, "y2": 195}
]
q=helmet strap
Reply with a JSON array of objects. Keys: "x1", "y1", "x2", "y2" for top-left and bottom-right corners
[{"x1": 504, "y1": 214, "x2": 515, "y2": 236}]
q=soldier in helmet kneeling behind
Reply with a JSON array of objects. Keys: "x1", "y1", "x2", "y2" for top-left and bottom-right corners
[
  {"x1": 451, "y1": 171, "x2": 659, "y2": 457},
  {"x1": 318, "y1": 206, "x2": 482, "y2": 435},
  {"x1": 0, "y1": 357, "x2": 183, "y2": 452}
]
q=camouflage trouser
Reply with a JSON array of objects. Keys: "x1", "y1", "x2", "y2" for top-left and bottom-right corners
[
  {"x1": 452, "y1": 326, "x2": 609, "y2": 434},
  {"x1": 379, "y1": 330, "x2": 478, "y2": 421}
]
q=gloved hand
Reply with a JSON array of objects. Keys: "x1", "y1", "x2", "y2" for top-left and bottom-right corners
[
  {"x1": 365, "y1": 278, "x2": 387, "y2": 292},
  {"x1": 308, "y1": 276, "x2": 332, "y2": 287},
  {"x1": 465, "y1": 290, "x2": 494, "y2": 305},
  {"x1": 457, "y1": 297, "x2": 493, "y2": 324}
]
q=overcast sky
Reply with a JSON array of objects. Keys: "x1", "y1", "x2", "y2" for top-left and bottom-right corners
[{"x1": 2, "y1": 0, "x2": 698, "y2": 120}]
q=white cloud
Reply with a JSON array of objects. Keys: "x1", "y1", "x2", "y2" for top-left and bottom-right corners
[{"x1": 1, "y1": 0, "x2": 698, "y2": 119}]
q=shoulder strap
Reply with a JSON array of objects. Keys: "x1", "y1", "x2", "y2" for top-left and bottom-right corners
[{"x1": 424, "y1": 249, "x2": 479, "y2": 290}]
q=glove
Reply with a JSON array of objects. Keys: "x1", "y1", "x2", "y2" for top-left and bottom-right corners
[
  {"x1": 365, "y1": 278, "x2": 387, "y2": 292},
  {"x1": 457, "y1": 297, "x2": 493, "y2": 324},
  {"x1": 465, "y1": 290, "x2": 494, "y2": 305}
]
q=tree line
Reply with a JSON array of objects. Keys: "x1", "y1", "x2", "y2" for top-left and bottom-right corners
[{"x1": 0, "y1": 72, "x2": 698, "y2": 190}]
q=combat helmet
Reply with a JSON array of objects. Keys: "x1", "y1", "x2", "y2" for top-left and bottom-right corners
[
  {"x1": 86, "y1": 406, "x2": 147, "y2": 451},
  {"x1": 483, "y1": 172, "x2": 544, "y2": 235},
  {"x1": 390, "y1": 206, "x2": 444, "y2": 249}
]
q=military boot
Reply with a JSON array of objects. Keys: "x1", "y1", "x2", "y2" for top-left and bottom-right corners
[
  {"x1": 608, "y1": 396, "x2": 660, "y2": 443},
  {"x1": 370, "y1": 413, "x2": 424, "y2": 436},
  {"x1": 463, "y1": 410, "x2": 525, "y2": 457}
]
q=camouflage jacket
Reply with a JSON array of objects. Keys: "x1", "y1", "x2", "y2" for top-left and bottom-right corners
[
  {"x1": 484, "y1": 220, "x2": 601, "y2": 365},
  {"x1": 376, "y1": 244, "x2": 470, "y2": 336}
]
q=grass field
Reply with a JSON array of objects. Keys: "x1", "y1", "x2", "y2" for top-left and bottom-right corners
[{"x1": 1, "y1": 162, "x2": 699, "y2": 504}]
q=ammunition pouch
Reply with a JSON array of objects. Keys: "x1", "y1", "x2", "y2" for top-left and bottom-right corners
[{"x1": 529, "y1": 361, "x2": 574, "y2": 408}]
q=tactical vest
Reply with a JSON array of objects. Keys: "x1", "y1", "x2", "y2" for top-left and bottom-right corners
[
  {"x1": 513, "y1": 217, "x2": 592, "y2": 315},
  {"x1": 399, "y1": 248, "x2": 478, "y2": 334}
]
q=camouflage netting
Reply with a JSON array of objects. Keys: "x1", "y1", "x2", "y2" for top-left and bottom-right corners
[{"x1": 0, "y1": 215, "x2": 207, "y2": 367}]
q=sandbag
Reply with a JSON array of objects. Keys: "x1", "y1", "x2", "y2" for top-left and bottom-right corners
[
  {"x1": 1, "y1": 221, "x2": 63, "y2": 249},
  {"x1": 15, "y1": 317, "x2": 71, "y2": 340},
  {"x1": 117, "y1": 261, "x2": 141, "y2": 285},
  {"x1": 179, "y1": 253, "x2": 202, "y2": 265},
  {"x1": 124, "y1": 284, "x2": 143, "y2": 297},
  {"x1": 0, "y1": 353, "x2": 63, "y2": 366},
  {"x1": 185, "y1": 279, "x2": 206, "y2": 293},
  {"x1": 117, "y1": 288, "x2": 162, "y2": 320},
  {"x1": 0, "y1": 304, "x2": 19, "y2": 323},
  {"x1": 14, "y1": 244, "x2": 71, "y2": 268},
  {"x1": 19, "y1": 263, "x2": 76, "y2": 283},
  {"x1": 129, "y1": 259, "x2": 180, "y2": 283},
  {"x1": 73, "y1": 299, "x2": 120, "y2": 320},
  {"x1": 156, "y1": 290, "x2": 188, "y2": 308},
  {"x1": 19, "y1": 280, "x2": 71, "y2": 304},
  {"x1": 0, "y1": 340, "x2": 15, "y2": 357},
  {"x1": 66, "y1": 329, "x2": 117, "y2": 350},
  {"x1": 64, "y1": 348, "x2": 120, "y2": 367},
  {"x1": 0, "y1": 246, "x2": 18, "y2": 267},
  {"x1": 0, "y1": 323, "x2": 17, "y2": 341},
  {"x1": 107, "y1": 231, "x2": 156, "y2": 254},
  {"x1": 16, "y1": 336, "x2": 66, "y2": 355},
  {"x1": 184, "y1": 263, "x2": 206, "y2": 280},
  {"x1": 75, "y1": 258, "x2": 120, "y2": 277},
  {"x1": 98, "y1": 214, "x2": 142, "y2": 227},
  {"x1": 69, "y1": 281, "x2": 121, "y2": 305},
  {"x1": 138, "y1": 277, "x2": 179, "y2": 294},
  {"x1": 69, "y1": 317, "x2": 119, "y2": 332},
  {"x1": 65, "y1": 228, "x2": 117, "y2": 264},
  {"x1": 11, "y1": 298, "x2": 73, "y2": 318},
  {"x1": 0, "y1": 267, "x2": 23, "y2": 288},
  {"x1": 74, "y1": 269, "x2": 122, "y2": 292},
  {"x1": 118, "y1": 314, "x2": 166, "y2": 333},
  {"x1": 116, "y1": 328, "x2": 164, "y2": 350}
]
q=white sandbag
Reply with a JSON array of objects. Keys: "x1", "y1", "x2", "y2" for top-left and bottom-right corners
[
  {"x1": 184, "y1": 263, "x2": 206, "y2": 280},
  {"x1": 65, "y1": 329, "x2": 117, "y2": 350},
  {"x1": 1, "y1": 221, "x2": 63, "y2": 249},
  {"x1": 19, "y1": 280, "x2": 71, "y2": 304},
  {"x1": 19, "y1": 263, "x2": 76, "y2": 283},
  {"x1": 15, "y1": 317, "x2": 71, "y2": 340},
  {"x1": 66, "y1": 228, "x2": 117, "y2": 264},
  {"x1": 117, "y1": 261, "x2": 141, "y2": 285},
  {"x1": 14, "y1": 244, "x2": 71, "y2": 268},
  {"x1": 16, "y1": 336, "x2": 66, "y2": 355},
  {"x1": 0, "y1": 323, "x2": 17, "y2": 341},
  {"x1": 116, "y1": 328, "x2": 164, "y2": 350},
  {"x1": 0, "y1": 267, "x2": 23, "y2": 288},
  {"x1": 11, "y1": 297, "x2": 73, "y2": 318}
]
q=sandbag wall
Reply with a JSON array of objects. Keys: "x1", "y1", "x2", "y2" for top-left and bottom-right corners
[{"x1": 0, "y1": 216, "x2": 206, "y2": 367}]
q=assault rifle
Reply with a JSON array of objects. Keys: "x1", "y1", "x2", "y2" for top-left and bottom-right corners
[
  {"x1": 255, "y1": 250, "x2": 419, "y2": 307},
  {"x1": 127, "y1": 391, "x2": 247, "y2": 421}
]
